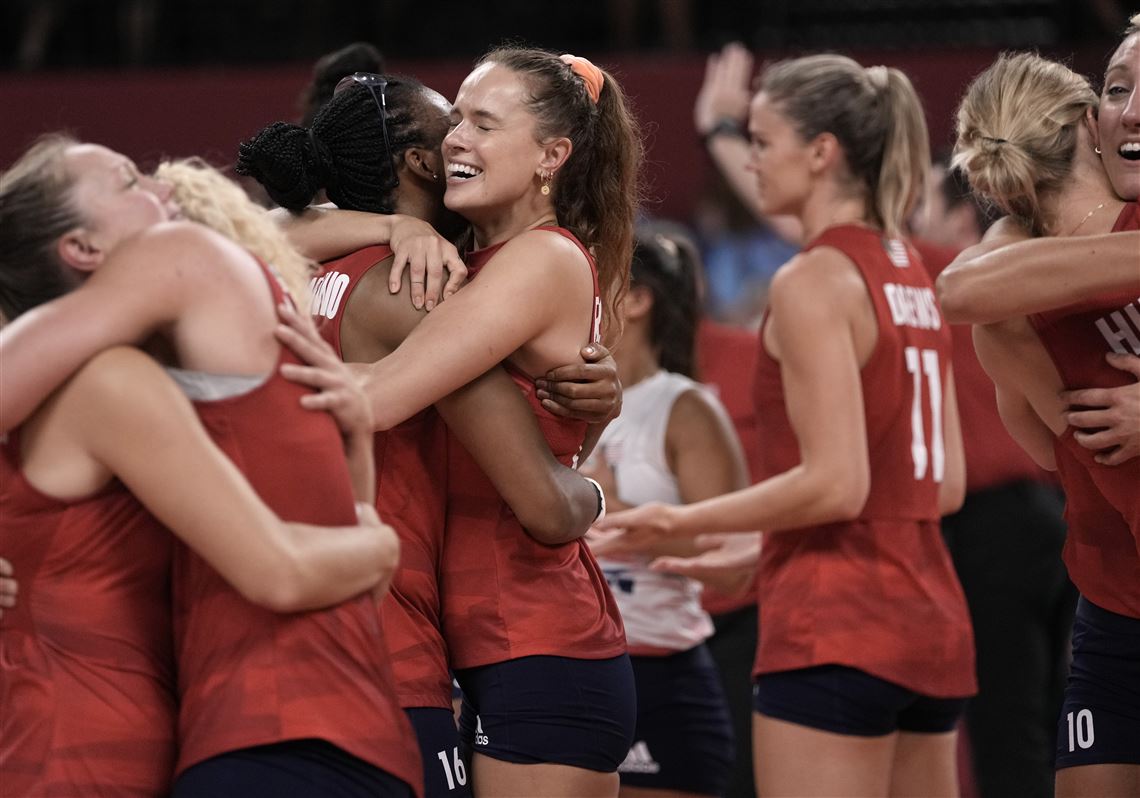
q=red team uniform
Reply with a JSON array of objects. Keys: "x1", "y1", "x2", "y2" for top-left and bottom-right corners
[
  {"x1": 0, "y1": 442, "x2": 175, "y2": 797},
  {"x1": 172, "y1": 258, "x2": 422, "y2": 795},
  {"x1": 441, "y1": 228, "x2": 624, "y2": 669},
  {"x1": 1029, "y1": 202, "x2": 1140, "y2": 546},
  {"x1": 751, "y1": 225, "x2": 976, "y2": 705},
  {"x1": 443, "y1": 227, "x2": 634, "y2": 771},
  {"x1": 1027, "y1": 203, "x2": 1140, "y2": 769},
  {"x1": 312, "y1": 245, "x2": 464, "y2": 797},
  {"x1": 312, "y1": 244, "x2": 453, "y2": 712}
]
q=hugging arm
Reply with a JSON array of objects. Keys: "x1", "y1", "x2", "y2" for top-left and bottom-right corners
[
  {"x1": 937, "y1": 228, "x2": 1140, "y2": 324},
  {"x1": 63, "y1": 348, "x2": 400, "y2": 611}
]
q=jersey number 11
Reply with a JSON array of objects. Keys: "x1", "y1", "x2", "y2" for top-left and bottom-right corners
[{"x1": 904, "y1": 347, "x2": 944, "y2": 483}]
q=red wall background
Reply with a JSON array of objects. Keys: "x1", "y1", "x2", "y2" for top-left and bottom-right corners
[{"x1": 0, "y1": 46, "x2": 1110, "y2": 221}]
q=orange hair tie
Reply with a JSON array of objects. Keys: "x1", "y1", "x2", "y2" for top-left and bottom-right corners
[{"x1": 559, "y1": 54, "x2": 604, "y2": 104}]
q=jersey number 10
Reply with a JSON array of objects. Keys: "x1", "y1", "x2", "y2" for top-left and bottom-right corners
[{"x1": 904, "y1": 347, "x2": 944, "y2": 483}]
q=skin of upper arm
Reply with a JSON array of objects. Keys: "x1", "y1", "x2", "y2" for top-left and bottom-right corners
[
  {"x1": 276, "y1": 206, "x2": 391, "y2": 262},
  {"x1": 69, "y1": 347, "x2": 298, "y2": 599},
  {"x1": 769, "y1": 252, "x2": 872, "y2": 509},
  {"x1": 972, "y1": 323, "x2": 1058, "y2": 469},
  {"x1": 339, "y1": 256, "x2": 423, "y2": 363},
  {"x1": 667, "y1": 388, "x2": 750, "y2": 504},
  {"x1": 0, "y1": 222, "x2": 233, "y2": 433},
  {"x1": 364, "y1": 230, "x2": 590, "y2": 429}
]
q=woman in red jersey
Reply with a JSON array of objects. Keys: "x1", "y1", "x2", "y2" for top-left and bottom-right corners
[
  {"x1": 0, "y1": 140, "x2": 410, "y2": 793},
  {"x1": 596, "y1": 55, "x2": 974, "y2": 797},
  {"x1": 237, "y1": 72, "x2": 617, "y2": 798},
  {"x1": 936, "y1": 16, "x2": 1140, "y2": 472},
  {"x1": 950, "y1": 50, "x2": 1140, "y2": 795},
  {"x1": 0, "y1": 139, "x2": 421, "y2": 797},
  {"x1": 263, "y1": 48, "x2": 643, "y2": 797}
]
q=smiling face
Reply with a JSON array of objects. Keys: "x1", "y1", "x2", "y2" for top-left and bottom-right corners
[
  {"x1": 745, "y1": 92, "x2": 815, "y2": 217},
  {"x1": 61, "y1": 144, "x2": 178, "y2": 267},
  {"x1": 441, "y1": 63, "x2": 548, "y2": 224},
  {"x1": 1098, "y1": 32, "x2": 1140, "y2": 201}
]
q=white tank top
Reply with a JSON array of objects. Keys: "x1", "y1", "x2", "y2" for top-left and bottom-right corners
[{"x1": 589, "y1": 370, "x2": 716, "y2": 654}]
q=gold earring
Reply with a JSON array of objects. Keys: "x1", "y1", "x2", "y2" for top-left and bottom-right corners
[
  {"x1": 1094, "y1": 146, "x2": 1102, "y2": 155},
  {"x1": 540, "y1": 171, "x2": 552, "y2": 196}
]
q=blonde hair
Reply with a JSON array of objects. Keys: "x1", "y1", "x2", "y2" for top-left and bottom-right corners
[
  {"x1": 759, "y1": 54, "x2": 930, "y2": 238},
  {"x1": 1127, "y1": 11, "x2": 1139, "y2": 35},
  {"x1": 156, "y1": 158, "x2": 316, "y2": 304},
  {"x1": 953, "y1": 53, "x2": 1097, "y2": 236}
]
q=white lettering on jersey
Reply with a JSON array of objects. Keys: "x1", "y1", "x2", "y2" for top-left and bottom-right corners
[
  {"x1": 883, "y1": 283, "x2": 942, "y2": 331},
  {"x1": 308, "y1": 271, "x2": 351, "y2": 320},
  {"x1": 1095, "y1": 299, "x2": 1140, "y2": 355},
  {"x1": 592, "y1": 296, "x2": 603, "y2": 344}
]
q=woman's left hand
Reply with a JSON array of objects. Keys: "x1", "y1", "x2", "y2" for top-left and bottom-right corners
[
  {"x1": 651, "y1": 532, "x2": 760, "y2": 596},
  {"x1": 536, "y1": 343, "x2": 622, "y2": 423},
  {"x1": 387, "y1": 217, "x2": 467, "y2": 311},
  {"x1": 274, "y1": 302, "x2": 374, "y2": 438},
  {"x1": 1062, "y1": 353, "x2": 1140, "y2": 465}
]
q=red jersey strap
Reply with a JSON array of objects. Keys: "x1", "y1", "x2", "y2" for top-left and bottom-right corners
[
  {"x1": 311, "y1": 245, "x2": 394, "y2": 358},
  {"x1": 466, "y1": 226, "x2": 602, "y2": 345}
]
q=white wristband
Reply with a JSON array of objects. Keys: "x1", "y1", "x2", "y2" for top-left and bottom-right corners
[{"x1": 583, "y1": 477, "x2": 606, "y2": 524}]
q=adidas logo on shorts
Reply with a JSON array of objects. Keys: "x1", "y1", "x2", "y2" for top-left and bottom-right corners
[
  {"x1": 619, "y1": 741, "x2": 661, "y2": 774},
  {"x1": 474, "y1": 715, "x2": 489, "y2": 746}
]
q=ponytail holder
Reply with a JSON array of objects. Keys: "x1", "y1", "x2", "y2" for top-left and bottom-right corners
[
  {"x1": 981, "y1": 135, "x2": 1008, "y2": 145},
  {"x1": 865, "y1": 65, "x2": 889, "y2": 91},
  {"x1": 560, "y1": 54, "x2": 604, "y2": 105}
]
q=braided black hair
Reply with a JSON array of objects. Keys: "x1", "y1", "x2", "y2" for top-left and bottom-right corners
[{"x1": 237, "y1": 74, "x2": 438, "y2": 214}]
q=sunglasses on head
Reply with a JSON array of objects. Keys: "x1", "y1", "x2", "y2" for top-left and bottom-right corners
[{"x1": 334, "y1": 72, "x2": 399, "y2": 188}]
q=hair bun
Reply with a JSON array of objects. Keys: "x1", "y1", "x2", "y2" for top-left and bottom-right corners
[{"x1": 236, "y1": 121, "x2": 328, "y2": 211}]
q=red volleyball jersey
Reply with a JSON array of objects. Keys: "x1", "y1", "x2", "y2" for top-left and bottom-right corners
[
  {"x1": 1029, "y1": 203, "x2": 1140, "y2": 542},
  {"x1": 0, "y1": 432, "x2": 176, "y2": 797},
  {"x1": 314, "y1": 244, "x2": 452, "y2": 709},
  {"x1": 1053, "y1": 439, "x2": 1140, "y2": 617},
  {"x1": 751, "y1": 225, "x2": 976, "y2": 698},
  {"x1": 441, "y1": 226, "x2": 626, "y2": 669},
  {"x1": 173, "y1": 257, "x2": 421, "y2": 796}
]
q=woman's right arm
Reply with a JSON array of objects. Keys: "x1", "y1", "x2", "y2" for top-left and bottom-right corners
[
  {"x1": 274, "y1": 208, "x2": 466, "y2": 310},
  {"x1": 66, "y1": 347, "x2": 400, "y2": 611},
  {"x1": 277, "y1": 262, "x2": 602, "y2": 546},
  {"x1": 937, "y1": 229, "x2": 1140, "y2": 324},
  {"x1": 596, "y1": 249, "x2": 873, "y2": 540}
]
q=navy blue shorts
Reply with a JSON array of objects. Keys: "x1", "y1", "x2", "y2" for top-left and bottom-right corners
[
  {"x1": 620, "y1": 644, "x2": 735, "y2": 795},
  {"x1": 456, "y1": 654, "x2": 636, "y2": 772},
  {"x1": 1055, "y1": 596, "x2": 1140, "y2": 769},
  {"x1": 753, "y1": 665, "x2": 967, "y2": 737},
  {"x1": 171, "y1": 739, "x2": 413, "y2": 798},
  {"x1": 406, "y1": 707, "x2": 472, "y2": 798}
]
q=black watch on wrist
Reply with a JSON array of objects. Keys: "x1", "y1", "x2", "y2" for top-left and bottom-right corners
[{"x1": 700, "y1": 117, "x2": 744, "y2": 145}]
